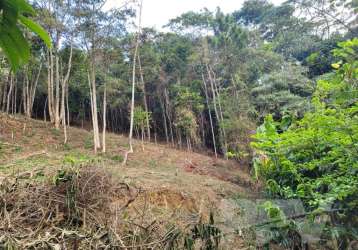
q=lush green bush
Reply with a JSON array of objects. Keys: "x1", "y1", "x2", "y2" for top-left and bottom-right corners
[{"x1": 251, "y1": 39, "x2": 358, "y2": 248}]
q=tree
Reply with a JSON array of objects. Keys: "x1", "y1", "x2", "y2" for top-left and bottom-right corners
[
  {"x1": 173, "y1": 84, "x2": 204, "y2": 150},
  {"x1": 233, "y1": 0, "x2": 273, "y2": 26},
  {"x1": 251, "y1": 63, "x2": 313, "y2": 120},
  {"x1": 252, "y1": 38, "x2": 358, "y2": 249},
  {"x1": 22, "y1": 58, "x2": 43, "y2": 118},
  {"x1": 133, "y1": 105, "x2": 151, "y2": 150},
  {"x1": 75, "y1": 0, "x2": 133, "y2": 153},
  {"x1": 290, "y1": 0, "x2": 358, "y2": 37},
  {"x1": 34, "y1": 0, "x2": 76, "y2": 128},
  {"x1": 127, "y1": 0, "x2": 143, "y2": 157}
]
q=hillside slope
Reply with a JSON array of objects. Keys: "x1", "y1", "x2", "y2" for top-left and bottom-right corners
[{"x1": 0, "y1": 113, "x2": 259, "y2": 249}]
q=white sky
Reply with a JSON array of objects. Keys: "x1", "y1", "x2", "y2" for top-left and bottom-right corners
[{"x1": 104, "y1": 0, "x2": 286, "y2": 29}]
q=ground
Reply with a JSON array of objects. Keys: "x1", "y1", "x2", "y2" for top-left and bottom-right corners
[{"x1": 0, "y1": 113, "x2": 260, "y2": 249}]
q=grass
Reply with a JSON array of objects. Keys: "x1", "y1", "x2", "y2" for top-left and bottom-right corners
[
  {"x1": 62, "y1": 151, "x2": 105, "y2": 166},
  {"x1": 0, "y1": 154, "x2": 52, "y2": 175},
  {"x1": 50, "y1": 128, "x2": 61, "y2": 137},
  {"x1": 0, "y1": 112, "x2": 258, "y2": 249},
  {"x1": 148, "y1": 159, "x2": 158, "y2": 168},
  {"x1": 110, "y1": 154, "x2": 124, "y2": 162},
  {"x1": 13, "y1": 146, "x2": 22, "y2": 153},
  {"x1": 84, "y1": 135, "x2": 94, "y2": 149},
  {"x1": 63, "y1": 143, "x2": 72, "y2": 151}
]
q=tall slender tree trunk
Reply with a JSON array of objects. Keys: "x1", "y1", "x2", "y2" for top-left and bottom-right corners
[
  {"x1": 164, "y1": 88, "x2": 175, "y2": 146},
  {"x1": 137, "y1": 53, "x2": 151, "y2": 141},
  {"x1": 202, "y1": 73, "x2": 217, "y2": 158},
  {"x1": 102, "y1": 82, "x2": 107, "y2": 153},
  {"x1": 160, "y1": 99, "x2": 169, "y2": 144},
  {"x1": 186, "y1": 136, "x2": 190, "y2": 152},
  {"x1": 1, "y1": 73, "x2": 9, "y2": 111},
  {"x1": 47, "y1": 48, "x2": 55, "y2": 123},
  {"x1": 62, "y1": 97, "x2": 67, "y2": 144},
  {"x1": 123, "y1": 0, "x2": 143, "y2": 166},
  {"x1": 30, "y1": 63, "x2": 42, "y2": 116},
  {"x1": 13, "y1": 81, "x2": 17, "y2": 114},
  {"x1": 92, "y1": 86, "x2": 101, "y2": 149},
  {"x1": 206, "y1": 65, "x2": 222, "y2": 149},
  {"x1": 23, "y1": 70, "x2": 29, "y2": 117},
  {"x1": 141, "y1": 125, "x2": 144, "y2": 151},
  {"x1": 128, "y1": 0, "x2": 143, "y2": 153},
  {"x1": 178, "y1": 130, "x2": 182, "y2": 149},
  {"x1": 6, "y1": 74, "x2": 14, "y2": 114},
  {"x1": 66, "y1": 82, "x2": 70, "y2": 127},
  {"x1": 200, "y1": 113, "x2": 205, "y2": 148},
  {"x1": 210, "y1": 66, "x2": 228, "y2": 159},
  {"x1": 23, "y1": 64, "x2": 42, "y2": 118},
  {"x1": 206, "y1": 64, "x2": 227, "y2": 158},
  {"x1": 128, "y1": 44, "x2": 138, "y2": 153},
  {"x1": 61, "y1": 43, "x2": 73, "y2": 144},
  {"x1": 44, "y1": 97, "x2": 48, "y2": 122},
  {"x1": 61, "y1": 79, "x2": 67, "y2": 144},
  {"x1": 55, "y1": 55, "x2": 61, "y2": 128},
  {"x1": 88, "y1": 71, "x2": 99, "y2": 153},
  {"x1": 90, "y1": 50, "x2": 101, "y2": 150}
]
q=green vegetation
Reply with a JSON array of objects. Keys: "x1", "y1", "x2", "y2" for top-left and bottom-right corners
[
  {"x1": 0, "y1": 0, "x2": 357, "y2": 249},
  {"x1": 110, "y1": 154, "x2": 124, "y2": 162},
  {"x1": 84, "y1": 135, "x2": 94, "y2": 149},
  {"x1": 0, "y1": 0, "x2": 51, "y2": 70},
  {"x1": 252, "y1": 39, "x2": 358, "y2": 248}
]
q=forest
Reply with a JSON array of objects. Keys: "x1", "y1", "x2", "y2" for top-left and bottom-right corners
[{"x1": 0, "y1": 0, "x2": 357, "y2": 249}]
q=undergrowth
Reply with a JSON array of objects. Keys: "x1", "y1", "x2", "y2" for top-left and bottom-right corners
[{"x1": 0, "y1": 166, "x2": 223, "y2": 249}]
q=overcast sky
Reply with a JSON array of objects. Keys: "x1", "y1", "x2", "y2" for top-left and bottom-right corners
[{"x1": 104, "y1": 0, "x2": 286, "y2": 29}]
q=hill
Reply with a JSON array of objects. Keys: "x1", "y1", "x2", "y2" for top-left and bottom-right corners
[{"x1": 0, "y1": 113, "x2": 259, "y2": 249}]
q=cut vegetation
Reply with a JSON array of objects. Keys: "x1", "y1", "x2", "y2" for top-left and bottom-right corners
[{"x1": 0, "y1": 113, "x2": 258, "y2": 249}]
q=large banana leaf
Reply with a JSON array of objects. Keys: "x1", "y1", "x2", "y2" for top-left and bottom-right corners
[{"x1": 0, "y1": 0, "x2": 52, "y2": 71}]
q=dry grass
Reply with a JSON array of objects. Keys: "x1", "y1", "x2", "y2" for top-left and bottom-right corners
[{"x1": 0, "y1": 113, "x2": 260, "y2": 249}]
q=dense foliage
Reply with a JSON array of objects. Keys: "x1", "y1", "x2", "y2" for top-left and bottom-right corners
[
  {"x1": 1, "y1": 0, "x2": 355, "y2": 158},
  {"x1": 252, "y1": 39, "x2": 358, "y2": 248}
]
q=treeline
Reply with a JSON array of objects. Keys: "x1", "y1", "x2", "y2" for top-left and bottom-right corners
[{"x1": 0, "y1": 0, "x2": 356, "y2": 157}]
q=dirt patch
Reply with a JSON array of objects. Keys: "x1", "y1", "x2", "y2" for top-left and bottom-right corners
[{"x1": 143, "y1": 189, "x2": 198, "y2": 212}]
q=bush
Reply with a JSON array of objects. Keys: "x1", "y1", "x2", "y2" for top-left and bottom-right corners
[{"x1": 251, "y1": 39, "x2": 358, "y2": 248}]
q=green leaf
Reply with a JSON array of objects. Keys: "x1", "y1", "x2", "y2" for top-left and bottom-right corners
[
  {"x1": 19, "y1": 15, "x2": 52, "y2": 48},
  {"x1": 0, "y1": 31, "x2": 22, "y2": 70},
  {"x1": 13, "y1": 0, "x2": 36, "y2": 15},
  {"x1": 6, "y1": 24, "x2": 31, "y2": 64},
  {"x1": 331, "y1": 63, "x2": 341, "y2": 69}
]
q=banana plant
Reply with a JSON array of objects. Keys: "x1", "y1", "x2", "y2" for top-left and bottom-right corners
[{"x1": 0, "y1": 0, "x2": 52, "y2": 71}]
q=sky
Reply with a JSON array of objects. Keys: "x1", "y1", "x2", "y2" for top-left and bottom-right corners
[{"x1": 104, "y1": 0, "x2": 286, "y2": 29}]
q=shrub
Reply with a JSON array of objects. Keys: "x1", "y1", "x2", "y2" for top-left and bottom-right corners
[{"x1": 251, "y1": 39, "x2": 358, "y2": 248}]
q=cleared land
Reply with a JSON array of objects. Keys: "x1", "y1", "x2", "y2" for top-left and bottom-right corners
[{"x1": 0, "y1": 113, "x2": 259, "y2": 249}]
